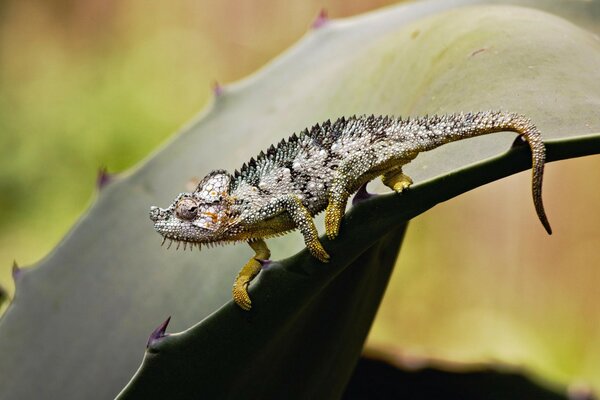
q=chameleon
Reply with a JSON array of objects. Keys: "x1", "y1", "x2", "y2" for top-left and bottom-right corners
[{"x1": 149, "y1": 111, "x2": 552, "y2": 310}]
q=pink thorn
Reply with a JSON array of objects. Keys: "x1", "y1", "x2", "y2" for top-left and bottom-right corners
[
  {"x1": 568, "y1": 383, "x2": 596, "y2": 400},
  {"x1": 212, "y1": 81, "x2": 223, "y2": 97},
  {"x1": 311, "y1": 9, "x2": 329, "y2": 29},
  {"x1": 147, "y1": 316, "x2": 171, "y2": 348},
  {"x1": 12, "y1": 260, "x2": 21, "y2": 281},
  {"x1": 352, "y1": 182, "x2": 376, "y2": 205},
  {"x1": 257, "y1": 259, "x2": 273, "y2": 270},
  {"x1": 96, "y1": 167, "x2": 112, "y2": 190}
]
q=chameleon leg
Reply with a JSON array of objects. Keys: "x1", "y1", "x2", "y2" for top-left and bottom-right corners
[
  {"x1": 325, "y1": 153, "x2": 375, "y2": 239},
  {"x1": 382, "y1": 167, "x2": 413, "y2": 193},
  {"x1": 280, "y1": 196, "x2": 330, "y2": 262},
  {"x1": 232, "y1": 239, "x2": 271, "y2": 310},
  {"x1": 324, "y1": 189, "x2": 349, "y2": 240}
]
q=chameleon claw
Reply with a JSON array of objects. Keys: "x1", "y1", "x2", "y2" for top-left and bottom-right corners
[
  {"x1": 383, "y1": 171, "x2": 413, "y2": 193},
  {"x1": 232, "y1": 283, "x2": 252, "y2": 311},
  {"x1": 308, "y1": 239, "x2": 330, "y2": 263},
  {"x1": 232, "y1": 254, "x2": 264, "y2": 310},
  {"x1": 392, "y1": 178, "x2": 412, "y2": 193},
  {"x1": 318, "y1": 251, "x2": 330, "y2": 263}
]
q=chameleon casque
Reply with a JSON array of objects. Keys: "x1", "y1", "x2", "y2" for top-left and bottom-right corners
[{"x1": 149, "y1": 111, "x2": 551, "y2": 310}]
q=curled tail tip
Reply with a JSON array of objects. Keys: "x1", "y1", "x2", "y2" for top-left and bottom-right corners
[
  {"x1": 537, "y1": 209, "x2": 552, "y2": 235},
  {"x1": 543, "y1": 220, "x2": 553, "y2": 235},
  {"x1": 535, "y1": 199, "x2": 552, "y2": 234}
]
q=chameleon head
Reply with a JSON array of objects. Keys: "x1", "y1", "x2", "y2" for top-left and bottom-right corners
[{"x1": 149, "y1": 170, "x2": 236, "y2": 247}]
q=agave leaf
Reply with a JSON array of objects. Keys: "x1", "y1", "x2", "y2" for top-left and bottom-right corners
[
  {"x1": 117, "y1": 139, "x2": 598, "y2": 399},
  {"x1": 1, "y1": 1, "x2": 600, "y2": 399}
]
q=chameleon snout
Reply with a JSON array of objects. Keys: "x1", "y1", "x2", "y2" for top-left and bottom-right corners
[{"x1": 149, "y1": 206, "x2": 163, "y2": 222}]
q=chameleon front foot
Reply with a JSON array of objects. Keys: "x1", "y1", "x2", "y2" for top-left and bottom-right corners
[
  {"x1": 232, "y1": 282, "x2": 252, "y2": 310},
  {"x1": 232, "y1": 239, "x2": 271, "y2": 310},
  {"x1": 232, "y1": 258, "x2": 262, "y2": 310}
]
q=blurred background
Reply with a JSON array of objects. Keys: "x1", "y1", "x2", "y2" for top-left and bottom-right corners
[{"x1": 0, "y1": 0, "x2": 598, "y2": 391}]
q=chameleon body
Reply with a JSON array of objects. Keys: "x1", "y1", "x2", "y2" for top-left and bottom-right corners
[{"x1": 149, "y1": 111, "x2": 551, "y2": 310}]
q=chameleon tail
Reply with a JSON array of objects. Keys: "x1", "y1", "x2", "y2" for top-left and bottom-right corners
[
  {"x1": 505, "y1": 114, "x2": 552, "y2": 235},
  {"x1": 417, "y1": 111, "x2": 552, "y2": 234}
]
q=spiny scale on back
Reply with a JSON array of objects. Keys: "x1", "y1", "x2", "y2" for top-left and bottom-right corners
[
  {"x1": 233, "y1": 115, "x2": 393, "y2": 185},
  {"x1": 234, "y1": 113, "x2": 464, "y2": 187},
  {"x1": 149, "y1": 111, "x2": 552, "y2": 310},
  {"x1": 230, "y1": 114, "x2": 419, "y2": 215}
]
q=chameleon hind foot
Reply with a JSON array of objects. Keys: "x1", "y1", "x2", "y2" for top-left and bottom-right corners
[
  {"x1": 382, "y1": 170, "x2": 413, "y2": 193},
  {"x1": 232, "y1": 239, "x2": 270, "y2": 310}
]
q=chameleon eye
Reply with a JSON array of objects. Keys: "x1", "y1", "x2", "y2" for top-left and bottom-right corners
[{"x1": 175, "y1": 198, "x2": 199, "y2": 220}]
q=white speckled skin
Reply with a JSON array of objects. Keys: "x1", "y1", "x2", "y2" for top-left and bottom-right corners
[
  {"x1": 150, "y1": 111, "x2": 550, "y2": 250},
  {"x1": 149, "y1": 111, "x2": 551, "y2": 309}
]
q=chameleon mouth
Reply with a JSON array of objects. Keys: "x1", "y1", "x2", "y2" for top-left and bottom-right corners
[
  {"x1": 152, "y1": 216, "x2": 207, "y2": 249},
  {"x1": 151, "y1": 208, "x2": 232, "y2": 250},
  {"x1": 160, "y1": 237, "x2": 202, "y2": 251},
  {"x1": 158, "y1": 235, "x2": 228, "y2": 251}
]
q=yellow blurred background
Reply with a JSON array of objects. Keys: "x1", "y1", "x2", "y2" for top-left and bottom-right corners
[{"x1": 1, "y1": 0, "x2": 599, "y2": 391}]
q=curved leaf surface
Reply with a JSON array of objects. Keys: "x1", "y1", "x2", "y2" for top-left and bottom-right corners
[{"x1": 1, "y1": 2, "x2": 599, "y2": 399}]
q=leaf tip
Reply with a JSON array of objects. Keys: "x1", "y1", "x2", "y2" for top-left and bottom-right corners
[
  {"x1": 352, "y1": 182, "x2": 376, "y2": 205},
  {"x1": 11, "y1": 260, "x2": 21, "y2": 281},
  {"x1": 212, "y1": 81, "x2": 223, "y2": 98},
  {"x1": 147, "y1": 316, "x2": 171, "y2": 348},
  {"x1": 257, "y1": 259, "x2": 273, "y2": 270},
  {"x1": 96, "y1": 167, "x2": 113, "y2": 190},
  {"x1": 311, "y1": 9, "x2": 329, "y2": 29},
  {"x1": 567, "y1": 382, "x2": 596, "y2": 400}
]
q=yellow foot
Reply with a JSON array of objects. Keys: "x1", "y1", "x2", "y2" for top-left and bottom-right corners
[
  {"x1": 232, "y1": 257, "x2": 262, "y2": 310},
  {"x1": 325, "y1": 203, "x2": 344, "y2": 240},
  {"x1": 232, "y1": 281, "x2": 252, "y2": 311},
  {"x1": 392, "y1": 177, "x2": 412, "y2": 193},
  {"x1": 308, "y1": 238, "x2": 330, "y2": 263},
  {"x1": 383, "y1": 172, "x2": 413, "y2": 193}
]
